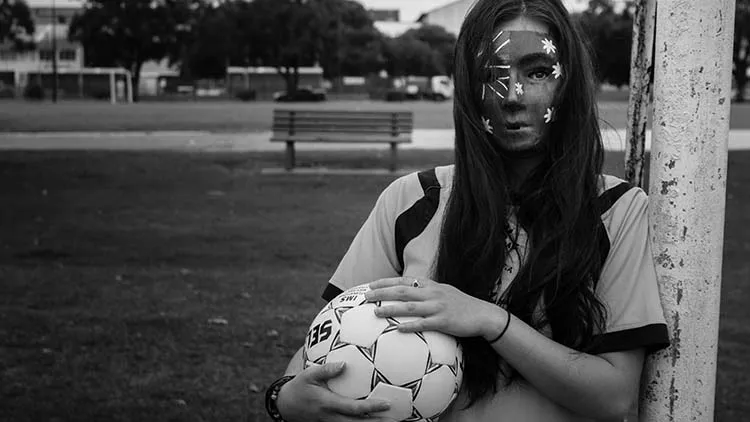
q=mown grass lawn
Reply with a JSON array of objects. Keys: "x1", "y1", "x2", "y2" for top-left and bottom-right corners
[
  {"x1": 0, "y1": 99, "x2": 632, "y2": 133},
  {"x1": 0, "y1": 149, "x2": 747, "y2": 421}
]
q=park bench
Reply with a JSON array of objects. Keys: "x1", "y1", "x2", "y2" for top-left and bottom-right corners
[{"x1": 270, "y1": 109, "x2": 414, "y2": 172}]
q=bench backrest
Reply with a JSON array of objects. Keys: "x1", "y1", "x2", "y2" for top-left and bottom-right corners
[{"x1": 272, "y1": 110, "x2": 414, "y2": 137}]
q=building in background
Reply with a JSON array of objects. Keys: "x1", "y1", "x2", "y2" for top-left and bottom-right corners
[
  {"x1": 0, "y1": 0, "x2": 133, "y2": 101},
  {"x1": 0, "y1": 0, "x2": 84, "y2": 74}
]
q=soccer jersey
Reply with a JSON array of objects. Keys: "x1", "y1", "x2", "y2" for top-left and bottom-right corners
[{"x1": 321, "y1": 165, "x2": 669, "y2": 421}]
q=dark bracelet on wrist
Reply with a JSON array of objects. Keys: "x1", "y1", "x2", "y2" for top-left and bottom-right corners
[
  {"x1": 488, "y1": 310, "x2": 511, "y2": 345},
  {"x1": 265, "y1": 375, "x2": 295, "y2": 422}
]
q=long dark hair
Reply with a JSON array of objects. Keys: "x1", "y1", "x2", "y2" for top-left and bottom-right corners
[{"x1": 433, "y1": 0, "x2": 607, "y2": 406}]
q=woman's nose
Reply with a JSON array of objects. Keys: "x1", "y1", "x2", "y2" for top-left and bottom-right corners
[{"x1": 504, "y1": 70, "x2": 520, "y2": 103}]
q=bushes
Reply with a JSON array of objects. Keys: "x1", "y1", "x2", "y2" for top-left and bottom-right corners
[
  {"x1": 23, "y1": 84, "x2": 45, "y2": 100},
  {"x1": 0, "y1": 85, "x2": 16, "y2": 98},
  {"x1": 235, "y1": 89, "x2": 256, "y2": 101}
]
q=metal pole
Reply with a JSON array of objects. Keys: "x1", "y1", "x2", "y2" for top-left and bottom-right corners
[
  {"x1": 126, "y1": 70, "x2": 134, "y2": 103},
  {"x1": 51, "y1": 0, "x2": 58, "y2": 103},
  {"x1": 624, "y1": 0, "x2": 656, "y2": 188},
  {"x1": 109, "y1": 70, "x2": 115, "y2": 104},
  {"x1": 639, "y1": 0, "x2": 735, "y2": 420}
]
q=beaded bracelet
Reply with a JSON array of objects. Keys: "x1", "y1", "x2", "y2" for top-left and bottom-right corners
[{"x1": 265, "y1": 375, "x2": 295, "y2": 422}]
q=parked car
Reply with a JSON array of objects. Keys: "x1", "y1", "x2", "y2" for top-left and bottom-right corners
[{"x1": 273, "y1": 86, "x2": 327, "y2": 102}]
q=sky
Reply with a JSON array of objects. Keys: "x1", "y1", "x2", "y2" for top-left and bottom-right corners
[{"x1": 356, "y1": 0, "x2": 457, "y2": 22}]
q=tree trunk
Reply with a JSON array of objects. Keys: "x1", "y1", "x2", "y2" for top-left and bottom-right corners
[
  {"x1": 280, "y1": 66, "x2": 299, "y2": 94},
  {"x1": 130, "y1": 61, "x2": 143, "y2": 102}
]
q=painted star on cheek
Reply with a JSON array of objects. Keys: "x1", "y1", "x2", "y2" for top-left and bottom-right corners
[
  {"x1": 544, "y1": 107, "x2": 555, "y2": 124},
  {"x1": 515, "y1": 83, "x2": 524, "y2": 96},
  {"x1": 541, "y1": 38, "x2": 557, "y2": 55},
  {"x1": 482, "y1": 116, "x2": 494, "y2": 134},
  {"x1": 552, "y1": 62, "x2": 563, "y2": 79}
]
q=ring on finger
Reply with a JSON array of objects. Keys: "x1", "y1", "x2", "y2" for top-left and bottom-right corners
[{"x1": 411, "y1": 277, "x2": 420, "y2": 288}]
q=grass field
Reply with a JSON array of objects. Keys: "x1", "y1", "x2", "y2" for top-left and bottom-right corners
[
  {"x1": 3, "y1": 98, "x2": 750, "y2": 133},
  {"x1": 0, "y1": 149, "x2": 747, "y2": 421},
  {"x1": 0, "y1": 99, "x2": 635, "y2": 133}
]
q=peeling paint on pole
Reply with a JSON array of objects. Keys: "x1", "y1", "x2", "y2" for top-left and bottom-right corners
[
  {"x1": 625, "y1": 0, "x2": 656, "y2": 188},
  {"x1": 639, "y1": 0, "x2": 734, "y2": 420}
]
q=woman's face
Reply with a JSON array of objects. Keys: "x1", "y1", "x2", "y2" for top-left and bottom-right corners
[{"x1": 478, "y1": 16, "x2": 562, "y2": 153}]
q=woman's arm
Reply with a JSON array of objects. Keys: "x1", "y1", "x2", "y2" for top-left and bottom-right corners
[
  {"x1": 272, "y1": 346, "x2": 392, "y2": 422},
  {"x1": 366, "y1": 278, "x2": 645, "y2": 420},
  {"x1": 482, "y1": 307, "x2": 644, "y2": 419}
]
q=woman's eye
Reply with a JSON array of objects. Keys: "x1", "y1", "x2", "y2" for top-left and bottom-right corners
[{"x1": 528, "y1": 68, "x2": 552, "y2": 80}]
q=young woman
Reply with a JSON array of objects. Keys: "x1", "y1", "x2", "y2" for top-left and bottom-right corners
[{"x1": 265, "y1": 0, "x2": 669, "y2": 420}]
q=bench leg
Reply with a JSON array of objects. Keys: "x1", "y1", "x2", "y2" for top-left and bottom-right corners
[
  {"x1": 285, "y1": 141, "x2": 295, "y2": 171},
  {"x1": 389, "y1": 142, "x2": 398, "y2": 172}
]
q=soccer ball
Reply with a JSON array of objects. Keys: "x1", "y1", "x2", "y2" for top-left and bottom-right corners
[{"x1": 303, "y1": 284, "x2": 464, "y2": 422}]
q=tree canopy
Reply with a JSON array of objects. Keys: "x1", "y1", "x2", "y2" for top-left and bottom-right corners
[
  {"x1": 174, "y1": 2, "x2": 234, "y2": 80},
  {"x1": 0, "y1": 0, "x2": 35, "y2": 50},
  {"x1": 734, "y1": 0, "x2": 750, "y2": 101},
  {"x1": 68, "y1": 0, "x2": 195, "y2": 101},
  {"x1": 575, "y1": 0, "x2": 634, "y2": 88},
  {"x1": 400, "y1": 24, "x2": 456, "y2": 76},
  {"x1": 311, "y1": 0, "x2": 384, "y2": 79}
]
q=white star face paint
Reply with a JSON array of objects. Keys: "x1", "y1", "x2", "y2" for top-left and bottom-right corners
[
  {"x1": 482, "y1": 116, "x2": 494, "y2": 134},
  {"x1": 544, "y1": 107, "x2": 555, "y2": 123},
  {"x1": 478, "y1": 17, "x2": 562, "y2": 153},
  {"x1": 552, "y1": 62, "x2": 563, "y2": 79}
]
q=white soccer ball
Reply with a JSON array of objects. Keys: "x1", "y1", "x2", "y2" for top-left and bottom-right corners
[{"x1": 303, "y1": 284, "x2": 464, "y2": 422}]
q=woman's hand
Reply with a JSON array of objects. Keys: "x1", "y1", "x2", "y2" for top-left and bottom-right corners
[
  {"x1": 364, "y1": 277, "x2": 506, "y2": 340},
  {"x1": 276, "y1": 362, "x2": 392, "y2": 422}
]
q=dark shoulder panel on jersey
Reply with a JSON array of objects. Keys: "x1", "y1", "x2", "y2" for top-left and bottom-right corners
[
  {"x1": 595, "y1": 182, "x2": 634, "y2": 270},
  {"x1": 394, "y1": 168, "x2": 441, "y2": 273}
]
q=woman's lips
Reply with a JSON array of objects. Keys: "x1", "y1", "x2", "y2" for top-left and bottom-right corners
[{"x1": 505, "y1": 122, "x2": 529, "y2": 130}]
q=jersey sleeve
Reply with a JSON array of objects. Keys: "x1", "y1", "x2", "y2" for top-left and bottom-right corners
[
  {"x1": 590, "y1": 188, "x2": 670, "y2": 355},
  {"x1": 321, "y1": 176, "x2": 407, "y2": 302}
]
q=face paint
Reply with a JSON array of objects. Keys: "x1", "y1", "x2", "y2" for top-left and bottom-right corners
[{"x1": 479, "y1": 23, "x2": 562, "y2": 153}]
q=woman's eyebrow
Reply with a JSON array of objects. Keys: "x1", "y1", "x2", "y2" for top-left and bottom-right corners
[
  {"x1": 490, "y1": 52, "x2": 556, "y2": 66},
  {"x1": 517, "y1": 53, "x2": 556, "y2": 67}
]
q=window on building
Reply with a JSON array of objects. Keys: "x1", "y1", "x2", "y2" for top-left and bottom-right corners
[
  {"x1": 60, "y1": 49, "x2": 76, "y2": 61},
  {"x1": 58, "y1": 15, "x2": 67, "y2": 24},
  {"x1": 39, "y1": 50, "x2": 55, "y2": 61}
]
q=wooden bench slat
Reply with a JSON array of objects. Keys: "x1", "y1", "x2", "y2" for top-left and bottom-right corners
[
  {"x1": 273, "y1": 117, "x2": 413, "y2": 126},
  {"x1": 273, "y1": 131, "x2": 411, "y2": 137},
  {"x1": 274, "y1": 110, "x2": 412, "y2": 117},
  {"x1": 272, "y1": 125, "x2": 412, "y2": 133},
  {"x1": 273, "y1": 117, "x2": 413, "y2": 124}
]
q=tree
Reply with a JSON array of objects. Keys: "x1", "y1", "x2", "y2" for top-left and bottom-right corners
[
  {"x1": 401, "y1": 24, "x2": 456, "y2": 76},
  {"x1": 384, "y1": 35, "x2": 442, "y2": 77},
  {"x1": 0, "y1": 0, "x2": 35, "y2": 50},
  {"x1": 233, "y1": 0, "x2": 320, "y2": 94},
  {"x1": 175, "y1": 2, "x2": 234, "y2": 80},
  {"x1": 68, "y1": 0, "x2": 195, "y2": 101},
  {"x1": 734, "y1": 0, "x2": 750, "y2": 102},
  {"x1": 311, "y1": 0, "x2": 385, "y2": 79},
  {"x1": 576, "y1": 0, "x2": 634, "y2": 88}
]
